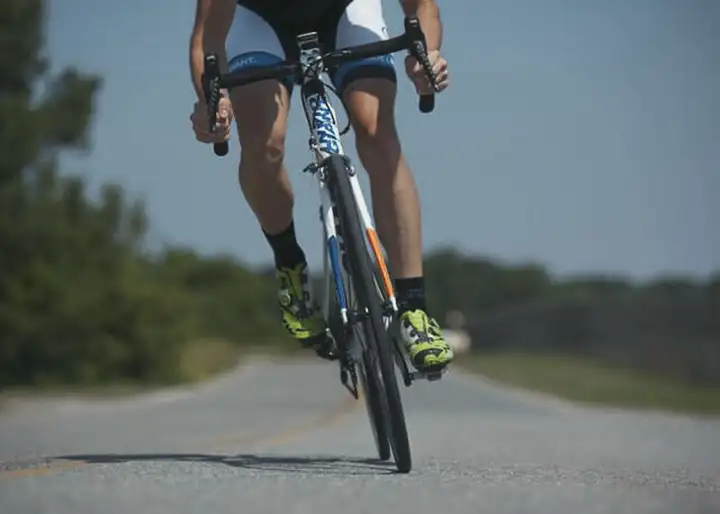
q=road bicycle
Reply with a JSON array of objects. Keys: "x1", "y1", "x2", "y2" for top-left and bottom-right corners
[{"x1": 202, "y1": 15, "x2": 446, "y2": 474}]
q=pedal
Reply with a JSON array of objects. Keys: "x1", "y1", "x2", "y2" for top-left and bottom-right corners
[
  {"x1": 391, "y1": 335, "x2": 449, "y2": 385},
  {"x1": 340, "y1": 362, "x2": 359, "y2": 399},
  {"x1": 427, "y1": 370, "x2": 444, "y2": 382},
  {"x1": 409, "y1": 366, "x2": 448, "y2": 382},
  {"x1": 305, "y1": 330, "x2": 339, "y2": 361}
]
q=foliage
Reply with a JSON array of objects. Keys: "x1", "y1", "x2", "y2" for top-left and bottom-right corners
[
  {"x1": 424, "y1": 249, "x2": 720, "y2": 387},
  {"x1": 0, "y1": 0, "x2": 288, "y2": 388}
]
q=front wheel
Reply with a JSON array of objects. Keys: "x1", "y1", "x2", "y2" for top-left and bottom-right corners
[
  {"x1": 358, "y1": 344, "x2": 391, "y2": 461},
  {"x1": 326, "y1": 215, "x2": 390, "y2": 462},
  {"x1": 329, "y1": 155, "x2": 412, "y2": 473}
]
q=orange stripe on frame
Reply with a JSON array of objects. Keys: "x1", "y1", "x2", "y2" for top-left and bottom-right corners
[{"x1": 365, "y1": 228, "x2": 395, "y2": 300}]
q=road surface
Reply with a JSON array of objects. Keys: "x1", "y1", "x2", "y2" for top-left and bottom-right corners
[{"x1": 1, "y1": 357, "x2": 718, "y2": 514}]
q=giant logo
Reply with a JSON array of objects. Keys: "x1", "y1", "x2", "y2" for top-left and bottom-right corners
[{"x1": 307, "y1": 94, "x2": 340, "y2": 154}]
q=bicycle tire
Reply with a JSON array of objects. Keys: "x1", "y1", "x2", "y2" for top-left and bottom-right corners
[
  {"x1": 358, "y1": 342, "x2": 392, "y2": 461},
  {"x1": 328, "y1": 155, "x2": 412, "y2": 473},
  {"x1": 326, "y1": 248, "x2": 390, "y2": 461}
]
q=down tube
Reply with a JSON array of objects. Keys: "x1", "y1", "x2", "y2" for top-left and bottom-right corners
[
  {"x1": 347, "y1": 172, "x2": 398, "y2": 312},
  {"x1": 319, "y1": 181, "x2": 349, "y2": 325}
]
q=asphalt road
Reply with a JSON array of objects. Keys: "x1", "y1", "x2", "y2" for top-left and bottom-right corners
[{"x1": 1, "y1": 356, "x2": 718, "y2": 514}]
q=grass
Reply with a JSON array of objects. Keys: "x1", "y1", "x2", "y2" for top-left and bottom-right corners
[
  {"x1": 0, "y1": 339, "x2": 310, "y2": 411},
  {"x1": 456, "y1": 351, "x2": 720, "y2": 416},
  {"x1": 0, "y1": 339, "x2": 239, "y2": 407},
  {"x1": 177, "y1": 337, "x2": 243, "y2": 383}
]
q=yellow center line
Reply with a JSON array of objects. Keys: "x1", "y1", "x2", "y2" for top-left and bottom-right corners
[
  {"x1": 0, "y1": 389, "x2": 363, "y2": 481},
  {"x1": 248, "y1": 390, "x2": 361, "y2": 448},
  {"x1": 0, "y1": 460, "x2": 88, "y2": 480}
]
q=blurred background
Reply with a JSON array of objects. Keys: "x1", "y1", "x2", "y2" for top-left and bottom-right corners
[{"x1": 1, "y1": 0, "x2": 718, "y2": 413}]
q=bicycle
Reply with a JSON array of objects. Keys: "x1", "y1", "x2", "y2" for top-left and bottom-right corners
[{"x1": 201, "y1": 15, "x2": 447, "y2": 474}]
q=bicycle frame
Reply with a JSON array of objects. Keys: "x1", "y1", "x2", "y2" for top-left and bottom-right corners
[
  {"x1": 294, "y1": 32, "x2": 445, "y2": 387},
  {"x1": 294, "y1": 32, "x2": 398, "y2": 335}
]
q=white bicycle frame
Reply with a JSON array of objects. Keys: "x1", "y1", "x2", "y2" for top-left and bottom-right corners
[{"x1": 294, "y1": 32, "x2": 398, "y2": 333}]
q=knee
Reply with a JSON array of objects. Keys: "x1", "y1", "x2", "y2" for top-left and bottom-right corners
[
  {"x1": 354, "y1": 114, "x2": 400, "y2": 161},
  {"x1": 354, "y1": 117, "x2": 402, "y2": 183},
  {"x1": 230, "y1": 83, "x2": 289, "y2": 172}
]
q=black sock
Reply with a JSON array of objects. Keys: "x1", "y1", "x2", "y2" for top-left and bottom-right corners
[
  {"x1": 263, "y1": 220, "x2": 306, "y2": 268},
  {"x1": 395, "y1": 276, "x2": 428, "y2": 314}
]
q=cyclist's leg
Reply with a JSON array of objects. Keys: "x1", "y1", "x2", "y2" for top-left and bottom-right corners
[
  {"x1": 331, "y1": 0, "x2": 452, "y2": 371},
  {"x1": 227, "y1": 4, "x2": 331, "y2": 354},
  {"x1": 227, "y1": 3, "x2": 293, "y2": 236}
]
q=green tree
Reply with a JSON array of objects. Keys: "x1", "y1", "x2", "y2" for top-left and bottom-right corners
[
  {"x1": 0, "y1": 0, "x2": 290, "y2": 388},
  {"x1": 0, "y1": 0, "x2": 198, "y2": 386}
]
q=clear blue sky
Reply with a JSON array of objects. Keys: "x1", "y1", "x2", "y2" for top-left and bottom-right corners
[{"x1": 47, "y1": 0, "x2": 719, "y2": 279}]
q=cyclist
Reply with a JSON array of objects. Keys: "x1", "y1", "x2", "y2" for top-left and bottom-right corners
[{"x1": 189, "y1": 0, "x2": 453, "y2": 373}]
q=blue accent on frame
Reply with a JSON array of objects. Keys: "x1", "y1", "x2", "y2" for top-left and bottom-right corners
[{"x1": 327, "y1": 235, "x2": 348, "y2": 312}]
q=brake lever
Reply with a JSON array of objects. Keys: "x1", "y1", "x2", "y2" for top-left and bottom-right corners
[
  {"x1": 202, "y1": 54, "x2": 229, "y2": 157},
  {"x1": 403, "y1": 16, "x2": 440, "y2": 114}
]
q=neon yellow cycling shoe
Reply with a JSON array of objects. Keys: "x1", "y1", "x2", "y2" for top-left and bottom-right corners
[
  {"x1": 395, "y1": 309, "x2": 454, "y2": 372},
  {"x1": 276, "y1": 262, "x2": 336, "y2": 359}
]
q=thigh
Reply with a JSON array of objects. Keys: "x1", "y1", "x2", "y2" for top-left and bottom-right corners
[
  {"x1": 226, "y1": 4, "x2": 292, "y2": 149},
  {"x1": 331, "y1": 0, "x2": 397, "y2": 95},
  {"x1": 227, "y1": 3, "x2": 287, "y2": 72}
]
